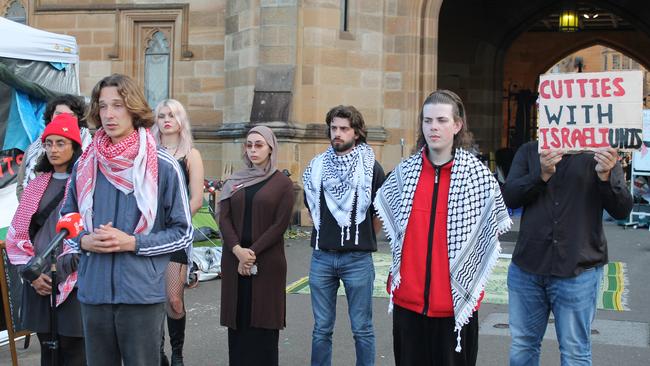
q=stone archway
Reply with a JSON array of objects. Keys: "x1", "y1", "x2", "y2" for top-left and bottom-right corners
[
  {"x1": 505, "y1": 33, "x2": 650, "y2": 96},
  {"x1": 502, "y1": 38, "x2": 650, "y2": 148},
  {"x1": 436, "y1": 0, "x2": 650, "y2": 153}
]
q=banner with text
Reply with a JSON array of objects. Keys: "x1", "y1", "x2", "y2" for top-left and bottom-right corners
[{"x1": 537, "y1": 70, "x2": 643, "y2": 151}]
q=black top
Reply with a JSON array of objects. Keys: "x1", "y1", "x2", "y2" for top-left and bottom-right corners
[
  {"x1": 241, "y1": 174, "x2": 273, "y2": 247},
  {"x1": 502, "y1": 141, "x2": 633, "y2": 277},
  {"x1": 169, "y1": 157, "x2": 192, "y2": 263},
  {"x1": 236, "y1": 174, "x2": 273, "y2": 330},
  {"x1": 307, "y1": 160, "x2": 386, "y2": 252},
  {"x1": 178, "y1": 157, "x2": 190, "y2": 186}
]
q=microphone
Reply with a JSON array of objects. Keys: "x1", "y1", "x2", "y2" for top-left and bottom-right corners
[{"x1": 20, "y1": 213, "x2": 84, "y2": 282}]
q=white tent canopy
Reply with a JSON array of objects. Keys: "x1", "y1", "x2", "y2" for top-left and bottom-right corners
[
  {"x1": 0, "y1": 18, "x2": 80, "y2": 349},
  {"x1": 0, "y1": 19, "x2": 79, "y2": 230},
  {"x1": 0, "y1": 17, "x2": 78, "y2": 64}
]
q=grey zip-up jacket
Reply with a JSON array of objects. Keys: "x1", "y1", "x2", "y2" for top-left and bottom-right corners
[{"x1": 61, "y1": 149, "x2": 193, "y2": 305}]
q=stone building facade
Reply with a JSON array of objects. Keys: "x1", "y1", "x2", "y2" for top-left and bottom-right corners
[
  {"x1": 2, "y1": 0, "x2": 446, "y2": 223},
  {"x1": 6, "y1": 0, "x2": 650, "y2": 223},
  {"x1": 2, "y1": 0, "x2": 439, "y2": 180}
]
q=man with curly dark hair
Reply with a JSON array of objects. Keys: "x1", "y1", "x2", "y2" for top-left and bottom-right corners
[{"x1": 303, "y1": 105, "x2": 385, "y2": 366}]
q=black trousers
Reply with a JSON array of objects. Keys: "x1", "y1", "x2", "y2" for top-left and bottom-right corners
[
  {"x1": 37, "y1": 333, "x2": 85, "y2": 366},
  {"x1": 393, "y1": 305, "x2": 479, "y2": 366},
  {"x1": 228, "y1": 327, "x2": 279, "y2": 366}
]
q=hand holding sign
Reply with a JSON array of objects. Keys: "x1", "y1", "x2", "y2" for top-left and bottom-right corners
[
  {"x1": 594, "y1": 147, "x2": 619, "y2": 181},
  {"x1": 540, "y1": 149, "x2": 564, "y2": 182}
]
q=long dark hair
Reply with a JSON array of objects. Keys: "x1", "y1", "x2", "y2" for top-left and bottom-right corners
[
  {"x1": 34, "y1": 141, "x2": 83, "y2": 174},
  {"x1": 415, "y1": 90, "x2": 474, "y2": 151}
]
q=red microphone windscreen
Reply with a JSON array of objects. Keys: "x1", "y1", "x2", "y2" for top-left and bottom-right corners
[{"x1": 56, "y1": 212, "x2": 84, "y2": 239}]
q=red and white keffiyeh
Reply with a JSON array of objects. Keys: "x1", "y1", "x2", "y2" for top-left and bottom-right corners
[
  {"x1": 6, "y1": 173, "x2": 78, "y2": 306},
  {"x1": 75, "y1": 128, "x2": 158, "y2": 234}
]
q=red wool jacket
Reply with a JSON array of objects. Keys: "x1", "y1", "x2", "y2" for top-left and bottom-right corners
[{"x1": 390, "y1": 151, "x2": 483, "y2": 317}]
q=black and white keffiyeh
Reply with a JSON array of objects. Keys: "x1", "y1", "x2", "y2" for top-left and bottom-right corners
[
  {"x1": 374, "y1": 148, "x2": 511, "y2": 351},
  {"x1": 303, "y1": 143, "x2": 375, "y2": 248}
]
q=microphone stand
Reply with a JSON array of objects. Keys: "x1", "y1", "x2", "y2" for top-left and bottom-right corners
[
  {"x1": 20, "y1": 214, "x2": 81, "y2": 366},
  {"x1": 21, "y1": 234, "x2": 66, "y2": 366},
  {"x1": 43, "y1": 248, "x2": 59, "y2": 366},
  {"x1": 20, "y1": 212, "x2": 81, "y2": 366}
]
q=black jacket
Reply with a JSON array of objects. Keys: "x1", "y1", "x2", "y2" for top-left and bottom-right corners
[
  {"x1": 306, "y1": 161, "x2": 385, "y2": 252},
  {"x1": 502, "y1": 141, "x2": 633, "y2": 277}
]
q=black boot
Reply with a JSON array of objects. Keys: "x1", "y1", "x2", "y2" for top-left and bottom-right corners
[
  {"x1": 161, "y1": 323, "x2": 170, "y2": 366},
  {"x1": 168, "y1": 316, "x2": 186, "y2": 366}
]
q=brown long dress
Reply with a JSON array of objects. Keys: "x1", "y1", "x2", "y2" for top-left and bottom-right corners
[{"x1": 219, "y1": 171, "x2": 295, "y2": 365}]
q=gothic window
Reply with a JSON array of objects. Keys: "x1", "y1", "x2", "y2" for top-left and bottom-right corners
[
  {"x1": 144, "y1": 31, "x2": 171, "y2": 109},
  {"x1": 4, "y1": 0, "x2": 26, "y2": 24}
]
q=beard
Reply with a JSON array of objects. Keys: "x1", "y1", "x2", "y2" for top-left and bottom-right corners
[{"x1": 331, "y1": 138, "x2": 355, "y2": 153}]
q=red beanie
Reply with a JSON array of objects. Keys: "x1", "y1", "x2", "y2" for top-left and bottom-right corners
[{"x1": 41, "y1": 114, "x2": 82, "y2": 145}]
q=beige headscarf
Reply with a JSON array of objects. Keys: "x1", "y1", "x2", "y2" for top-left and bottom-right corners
[{"x1": 219, "y1": 126, "x2": 278, "y2": 201}]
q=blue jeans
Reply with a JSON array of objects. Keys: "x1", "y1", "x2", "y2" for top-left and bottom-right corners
[
  {"x1": 508, "y1": 262, "x2": 602, "y2": 366},
  {"x1": 309, "y1": 250, "x2": 375, "y2": 366}
]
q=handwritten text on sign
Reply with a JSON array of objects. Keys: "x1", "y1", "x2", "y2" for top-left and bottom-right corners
[{"x1": 537, "y1": 70, "x2": 643, "y2": 151}]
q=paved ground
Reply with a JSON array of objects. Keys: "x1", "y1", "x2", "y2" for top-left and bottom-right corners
[{"x1": 2, "y1": 219, "x2": 649, "y2": 365}]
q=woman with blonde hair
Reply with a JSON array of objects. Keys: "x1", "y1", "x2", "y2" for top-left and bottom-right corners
[
  {"x1": 152, "y1": 99, "x2": 204, "y2": 366},
  {"x1": 219, "y1": 126, "x2": 295, "y2": 365}
]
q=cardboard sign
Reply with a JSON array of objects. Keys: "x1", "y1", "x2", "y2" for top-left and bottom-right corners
[{"x1": 537, "y1": 70, "x2": 643, "y2": 151}]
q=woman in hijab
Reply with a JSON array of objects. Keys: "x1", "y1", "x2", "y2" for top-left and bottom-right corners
[{"x1": 218, "y1": 126, "x2": 295, "y2": 366}]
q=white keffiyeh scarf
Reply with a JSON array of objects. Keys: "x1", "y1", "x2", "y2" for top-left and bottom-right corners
[
  {"x1": 303, "y1": 143, "x2": 375, "y2": 248},
  {"x1": 374, "y1": 148, "x2": 511, "y2": 352}
]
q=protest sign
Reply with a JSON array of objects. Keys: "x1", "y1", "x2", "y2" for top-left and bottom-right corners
[{"x1": 537, "y1": 70, "x2": 643, "y2": 151}]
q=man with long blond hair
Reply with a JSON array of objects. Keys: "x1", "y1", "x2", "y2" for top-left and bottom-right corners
[{"x1": 61, "y1": 74, "x2": 193, "y2": 365}]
